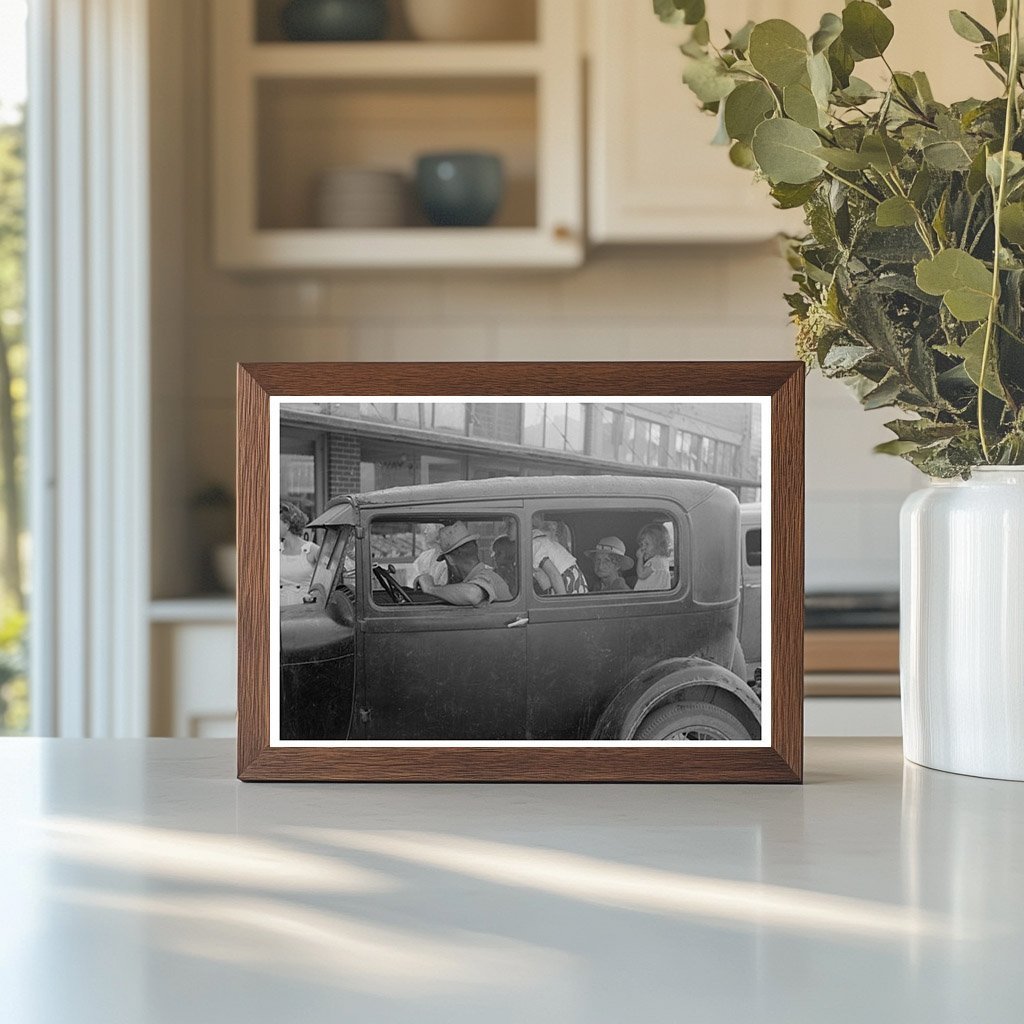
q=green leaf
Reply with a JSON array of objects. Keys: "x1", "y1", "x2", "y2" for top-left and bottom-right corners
[
  {"x1": 913, "y1": 71, "x2": 935, "y2": 104},
  {"x1": 810, "y1": 12, "x2": 843, "y2": 54},
  {"x1": 932, "y1": 190, "x2": 950, "y2": 247},
  {"x1": 909, "y1": 164, "x2": 933, "y2": 205},
  {"x1": 842, "y1": 1, "x2": 895, "y2": 59},
  {"x1": 1000, "y1": 203, "x2": 1024, "y2": 244},
  {"x1": 682, "y1": 57, "x2": 736, "y2": 104},
  {"x1": 748, "y1": 20, "x2": 809, "y2": 86},
  {"x1": 948, "y1": 10, "x2": 994, "y2": 44},
  {"x1": 915, "y1": 249, "x2": 994, "y2": 322},
  {"x1": 876, "y1": 197, "x2": 918, "y2": 228},
  {"x1": 837, "y1": 76, "x2": 879, "y2": 104},
  {"x1": 723, "y1": 81, "x2": 775, "y2": 144},
  {"x1": 986, "y1": 150, "x2": 1024, "y2": 191},
  {"x1": 860, "y1": 133, "x2": 904, "y2": 173},
  {"x1": 653, "y1": 0, "x2": 705, "y2": 26},
  {"x1": 724, "y1": 20, "x2": 755, "y2": 53},
  {"x1": 875, "y1": 439, "x2": 922, "y2": 455},
  {"x1": 827, "y1": 36, "x2": 856, "y2": 89},
  {"x1": 729, "y1": 140, "x2": 757, "y2": 169},
  {"x1": 770, "y1": 180, "x2": 820, "y2": 209},
  {"x1": 814, "y1": 146, "x2": 872, "y2": 170},
  {"x1": 862, "y1": 374, "x2": 903, "y2": 409},
  {"x1": 784, "y1": 80, "x2": 824, "y2": 129},
  {"x1": 807, "y1": 51, "x2": 833, "y2": 109},
  {"x1": 922, "y1": 140, "x2": 972, "y2": 171},
  {"x1": 884, "y1": 418, "x2": 964, "y2": 443},
  {"x1": 751, "y1": 118, "x2": 828, "y2": 184},
  {"x1": 967, "y1": 144, "x2": 991, "y2": 194},
  {"x1": 939, "y1": 326, "x2": 1006, "y2": 398}
]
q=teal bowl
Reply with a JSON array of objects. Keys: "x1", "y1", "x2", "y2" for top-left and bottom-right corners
[
  {"x1": 281, "y1": 0, "x2": 388, "y2": 42},
  {"x1": 415, "y1": 153, "x2": 505, "y2": 228}
]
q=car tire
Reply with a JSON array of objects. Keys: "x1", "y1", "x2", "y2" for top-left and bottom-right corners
[{"x1": 634, "y1": 700, "x2": 752, "y2": 741}]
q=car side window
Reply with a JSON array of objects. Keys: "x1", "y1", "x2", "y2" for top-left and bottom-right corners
[
  {"x1": 369, "y1": 516, "x2": 519, "y2": 607},
  {"x1": 745, "y1": 528, "x2": 762, "y2": 568},
  {"x1": 534, "y1": 509, "x2": 680, "y2": 596}
]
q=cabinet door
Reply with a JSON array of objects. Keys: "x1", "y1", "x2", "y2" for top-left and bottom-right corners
[
  {"x1": 588, "y1": 0, "x2": 813, "y2": 243},
  {"x1": 588, "y1": 0, "x2": 995, "y2": 244}
]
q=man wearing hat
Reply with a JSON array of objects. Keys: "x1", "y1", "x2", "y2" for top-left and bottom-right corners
[
  {"x1": 585, "y1": 536, "x2": 634, "y2": 593},
  {"x1": 413, "y1": 522, "x2": 512, "y2": 606}
]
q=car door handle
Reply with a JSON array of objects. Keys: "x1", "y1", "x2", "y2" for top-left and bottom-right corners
[{"x1": 505, "y1": 616, "x2": 529, "y2": 628}]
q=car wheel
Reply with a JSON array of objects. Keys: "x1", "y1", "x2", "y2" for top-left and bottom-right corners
[{"x1": 634, "y1": 700, "x2": 752, "y2": 741}]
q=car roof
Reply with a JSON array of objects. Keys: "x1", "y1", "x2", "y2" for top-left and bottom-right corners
[{"x1": 348, "y1": 474, "x2": 721, "y2": 513}]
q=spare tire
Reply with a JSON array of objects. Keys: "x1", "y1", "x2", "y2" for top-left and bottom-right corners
[{"x1": 634, "y1": 700, "x2": 752, "y2": 741}]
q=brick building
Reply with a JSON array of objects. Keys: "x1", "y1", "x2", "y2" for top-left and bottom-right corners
[{"x1": 279, "y1": 401, "x2": 761, "y2": 519}]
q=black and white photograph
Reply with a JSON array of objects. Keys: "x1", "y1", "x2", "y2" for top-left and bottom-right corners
[{"x1": 270, "y1": 397, "x2": 769, "y2": 746}]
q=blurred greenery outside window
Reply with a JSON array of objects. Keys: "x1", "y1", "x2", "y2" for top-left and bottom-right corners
[{"x1": 0, "y1": 0, "x2": 28, "y2": 734}]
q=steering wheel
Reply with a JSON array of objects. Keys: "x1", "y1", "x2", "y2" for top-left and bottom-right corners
[{"x1": 373, "y1": 563, "x2": 412, "y2": 605}]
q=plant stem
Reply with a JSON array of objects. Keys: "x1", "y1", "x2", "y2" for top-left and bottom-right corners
[
  {"x1": 979, "y1": 0, "x2": 1021, "y2": 462},
  {"x1": 822, "y1": 167, "x2": 881, "y2": 205}
]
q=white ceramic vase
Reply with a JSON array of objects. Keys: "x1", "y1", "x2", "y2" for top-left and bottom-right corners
[{"x1": 900, "y1": 467, "x2": 1024, "y2": 780}]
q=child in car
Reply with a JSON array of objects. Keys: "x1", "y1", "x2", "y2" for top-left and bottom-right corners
[
  {"x1": 634, "y1": 522, "x2": 672, "y2": 591},
  {"x1": 585, "y1": 536, "x2": 633, "y2": 592}
]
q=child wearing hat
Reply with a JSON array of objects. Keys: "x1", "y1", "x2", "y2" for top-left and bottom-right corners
[{"x1": 585, "y1": 537, "x2": 634, "y2": 593}]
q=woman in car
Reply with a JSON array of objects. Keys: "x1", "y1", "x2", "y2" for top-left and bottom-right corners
[{"x1": 279, "y1": 502, "x2": 319, "y2": 606}]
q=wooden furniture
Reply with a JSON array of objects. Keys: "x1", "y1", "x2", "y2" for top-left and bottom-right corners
[
  {"x1": 211, "y1": 0, "x2": 583, "y2": 268},
  {"x1": 4, "y1": 738, "x2": 1021, "y2": 1022}
]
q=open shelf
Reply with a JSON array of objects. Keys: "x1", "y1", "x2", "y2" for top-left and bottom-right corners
[
  {"x1": 257, "y1": 76, "x2": 538, "y2": 232},
  {"x1": 213, "y1": 0, "x2": 582, "y2": 268}
]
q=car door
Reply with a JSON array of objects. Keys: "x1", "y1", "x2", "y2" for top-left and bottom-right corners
[
  {"x1": 524, "y1": 499, "x2": 690, "y2": 740},
  {"x1": 359, "y1": 508, "x2": 528, "y2": 740}
]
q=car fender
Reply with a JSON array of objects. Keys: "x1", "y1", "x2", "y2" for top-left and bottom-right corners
[{"x1": 590, "y1": 657, "x2": 761, "y2": 740}]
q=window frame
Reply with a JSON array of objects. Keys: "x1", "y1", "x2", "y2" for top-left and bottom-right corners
[
  {"x1": 364, "y1": 510, "x2": 523, "y2": 612},
  {"x1": 528, "y1": 502, "x2": 689, "y2": 603}
]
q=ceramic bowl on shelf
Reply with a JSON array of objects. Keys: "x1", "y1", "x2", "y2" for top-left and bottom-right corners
[
  {"x1": 315, "y1": 167, "x2": 408, "y2": 229},
  {"x1": 402, "y1": 0, "x2": 534, "y2": 42},
  {"x1": 414, "y1": 152, "x2": 504, "y2": 227},
  {"x1": 281, "y1": 0, "x2": 389, "y2": 42}
]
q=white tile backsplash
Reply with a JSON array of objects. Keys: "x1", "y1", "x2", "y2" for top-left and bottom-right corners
[{"x1": 182, "y1": 256, "x2": 916, "y2": 594}]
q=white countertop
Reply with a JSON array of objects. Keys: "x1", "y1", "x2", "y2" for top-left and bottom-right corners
[{"x1": 1, "y1": 738, "x2": 1020, "y2": 1023}]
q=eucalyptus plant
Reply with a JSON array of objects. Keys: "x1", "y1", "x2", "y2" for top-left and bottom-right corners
[{"x1": 657, "y1": 0, "x2": 1024, "y2": 475}]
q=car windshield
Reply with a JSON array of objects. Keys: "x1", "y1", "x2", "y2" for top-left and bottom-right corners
[{"x1": 309, "y1": 525, "x2": 355, "y2": 600}]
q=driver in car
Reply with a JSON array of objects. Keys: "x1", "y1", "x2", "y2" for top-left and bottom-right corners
[{"x1": 413, "y1": 522, "x2": 512, "y2": 606}]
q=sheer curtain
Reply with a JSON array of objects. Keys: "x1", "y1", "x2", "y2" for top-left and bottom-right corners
[{"x1": 28, "y1": 0, "x2": 150, "y2": 736}]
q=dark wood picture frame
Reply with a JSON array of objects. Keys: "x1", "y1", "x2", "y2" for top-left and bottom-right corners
[{"x1": 237, "y1": 362, "x2": 804, "y2": 782}]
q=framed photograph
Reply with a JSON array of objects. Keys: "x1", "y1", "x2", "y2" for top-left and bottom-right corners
[{"x1": 237, "y1": 362, "x2": 803, "y2": 782}]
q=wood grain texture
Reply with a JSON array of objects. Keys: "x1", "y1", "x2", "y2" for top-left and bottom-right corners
[
  {"x1": 237, "y1": 361, "x2": 805, "y2": 783},
  {"x1": 805, "y1": 629, "x2": 899, "y2": 674}
]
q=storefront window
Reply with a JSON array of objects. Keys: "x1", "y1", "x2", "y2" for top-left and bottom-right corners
[{"x1": 429, "y1": 403, "x2": 467, "y2": 433}]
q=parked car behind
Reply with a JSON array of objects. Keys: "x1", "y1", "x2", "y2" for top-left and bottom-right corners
[
  {"x1": 740, "y1": 502, "x2": 762, "y2": 693},
  {"x1": 281, "y1": 475, "x2": 761, "y2": 743}
]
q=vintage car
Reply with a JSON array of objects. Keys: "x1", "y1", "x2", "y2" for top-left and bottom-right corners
[{"x1": 280, "y1": 475, "x2": 761, "y2": 743}]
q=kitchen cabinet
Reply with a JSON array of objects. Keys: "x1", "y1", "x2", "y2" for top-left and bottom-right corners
[
  {"x1": 211, "y1": 0, "x2": 583, "y2": 269},
  {"x1": 587, "y1": 0, "x2": 999, "y2": 244}
]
